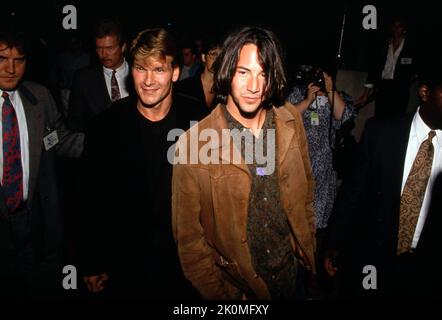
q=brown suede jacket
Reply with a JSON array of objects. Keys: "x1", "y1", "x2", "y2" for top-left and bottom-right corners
[{"x1": 172, "y1": 103, "x2": 316, "y2": 299}]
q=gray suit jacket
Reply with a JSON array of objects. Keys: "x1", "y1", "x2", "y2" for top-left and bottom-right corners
[{"x1": 0, "y1": 80, "x2": 84, "y2": 273}]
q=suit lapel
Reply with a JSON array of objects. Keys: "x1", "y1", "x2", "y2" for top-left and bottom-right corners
[
  {"x1": 97, "y1": 66, "x2": 111, "y2": 110},
  {"x1": 383, "y1": 115, "x2": 414, "y2": 239},
  {"x1": 19, "y1": 84, "x2": 44, "y2": 208},
  {"x1": 391, "y1": 115, "x2": 414, "y2": 197}
]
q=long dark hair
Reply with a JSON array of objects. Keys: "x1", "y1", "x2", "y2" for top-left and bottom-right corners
[{"x1": 213, "y1": 26, "x2": 287, "y2": 107}]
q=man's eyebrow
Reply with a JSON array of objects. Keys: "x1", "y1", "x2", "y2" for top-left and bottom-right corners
[
  {"x1": 236, "y1": 66, "x2": 251, "y2": 71},
  {"x1": 0, "y1": 54, "x2": 25, "y2": 59}
]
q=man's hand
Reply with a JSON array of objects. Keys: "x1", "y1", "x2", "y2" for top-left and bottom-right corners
[
  {"x1": 324, "y1": 250, "x2": 339, "y2": 277},
  {"x1": 83, "y1": 273, "x2": 109, "y2": 293}
]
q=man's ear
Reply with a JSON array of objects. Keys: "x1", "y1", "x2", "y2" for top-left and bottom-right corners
[
  {"x1": 419, "y1": 85, "x2": 430, "y2": 102},
  {"x1": 122, "y1": 42, "x2": 127, "y2": 53},
  {"x1": 201, "y1": 54, "x2": 206, "y2": 64},
  {"x1": 172, "y1": 65, "x2": 180, "y2": 82}
]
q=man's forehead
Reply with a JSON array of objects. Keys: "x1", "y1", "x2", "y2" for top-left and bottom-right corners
[
  {"x1": 96, "y1": 35, "x2": 120, "y2": 45},
  {"x1": 135, "y1": 55, "x2": 173, "y2": 67},
  {"x1": 0, "y1": 43, "x2": 25, "y2": 57},
  {"x1": 0, "y1": 42, "x2": 11, "y2": 52}
]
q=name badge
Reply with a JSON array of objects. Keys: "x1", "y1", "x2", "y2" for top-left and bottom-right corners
[
  {"x1": 256, "y1": 167, "x2": 266, "y2": 176},
  {"x1": 311, "y1": 112, "x2": 319, "y2": 126},
  {"x1": 43, "y1": 130, "x2": 59, "y2": 151},
  {"x1": 401, "y1": 57, "x2": 412, "y2": 65}
]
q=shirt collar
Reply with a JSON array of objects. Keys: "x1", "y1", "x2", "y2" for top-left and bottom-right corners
[
  {"x1": 413, "y1": 107, "x2": 442, "y2": 147},
  {"x1": 0, "y1": 89, "x2": 17, "y2": 103},
  {"x1": 103, "y1": 59, "x2": 128, "y2": 76},
  {"x1": 223, "y1": 105, "x2": 274, "y2": 132}
]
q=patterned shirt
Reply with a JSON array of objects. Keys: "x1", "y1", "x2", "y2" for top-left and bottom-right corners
[
  {"x1": 288, "y1": 87, "x2": 354, "y2": 228},
  {"x1": 223, "y1": 106, "x2": 298, "y2": 300}
]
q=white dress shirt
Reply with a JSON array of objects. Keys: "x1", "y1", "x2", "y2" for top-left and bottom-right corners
[
  {"x1": 103, "y1": 59, "x2": 130, "y2": 100},
  {"x1": 401, "y1": 108, "x2": 442, "y2": 248},
  {"x1": 0, "y1": 89, "x2": 30, "y2": 201},
  {"x1": 381, "y1": 38, "x2": 405, "y2": 80},
  {"x1": 179, "y1": 65, "x2": 192, "y2": 81}
]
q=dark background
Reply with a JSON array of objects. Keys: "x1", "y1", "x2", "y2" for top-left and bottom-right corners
[{"x1": 3, "y1": 0, "x2": 441, "y2": 85}]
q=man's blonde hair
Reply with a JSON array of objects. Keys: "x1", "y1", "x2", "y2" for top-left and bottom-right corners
[{"x1": 130, "y1": 28, "x2": 177, "y2": 66}]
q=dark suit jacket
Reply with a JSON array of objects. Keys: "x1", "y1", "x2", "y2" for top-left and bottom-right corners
[
  {"x1": 0, "y1": 81, "x2": 84, "y2": 294},
  {"x1": 79, "y1": 93, "x2": 205, "y2": 299},
  {"x1": 327, "y1": 113, "x2": 442, "y2": 298},
  {"x1": 67, "y1": 65, "x2": 112, "y2": 132},
  {"x1": 366, "y1": 37, "x2": 417, "y2": 88}
]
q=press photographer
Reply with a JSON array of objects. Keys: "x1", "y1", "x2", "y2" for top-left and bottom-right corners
[{"x1": 287, "y1": 65, "x2": 354, "y2": 298}]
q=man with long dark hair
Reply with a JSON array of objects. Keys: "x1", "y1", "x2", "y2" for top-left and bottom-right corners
[{"x1": 172, "y1": 26, "x2": 316, "y2": 300}]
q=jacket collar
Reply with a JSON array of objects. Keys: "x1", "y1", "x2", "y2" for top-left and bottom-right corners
[
  {"x1": 18, "y1": 81, "x2": 44, "y2": 208},
  {"x1": 204, "y1": 103, "x2": 296, "y2": 176}
]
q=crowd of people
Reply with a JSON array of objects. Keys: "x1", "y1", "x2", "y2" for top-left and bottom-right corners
[{"x1": 0, "y1": 13, "x2": 441, "y2": 301}]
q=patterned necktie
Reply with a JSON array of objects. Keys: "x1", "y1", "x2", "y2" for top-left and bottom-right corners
[
  {"x1": 2, "y1": 91, "x2": 23, "y2": 213},
  {"x1": 397, "y1": 130, "x2": 436, "y2": 255},
  {"x1": 111, "y1": 70, "x2": 121, "y2": 102}
]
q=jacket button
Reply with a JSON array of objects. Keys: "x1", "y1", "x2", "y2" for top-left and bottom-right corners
[
  {"x1": 253, "y1": 273, "x2": 259, "y2": 278},
  {"x1": 241, "y1": 237, "x2": 247, "y2": 243}
]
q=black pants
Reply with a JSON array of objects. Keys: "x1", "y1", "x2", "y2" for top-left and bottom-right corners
[{"x1": 0, "y1": 207, "x2": 62, "y2": 300}]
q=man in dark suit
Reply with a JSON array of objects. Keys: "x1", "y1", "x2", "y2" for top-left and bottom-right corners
[
  {"x1": 325, "y1": 58, "x2": 442, "y2": 299},
  {"x1": 67, "y1": 19, "x2": 129, "y2": 132},
  {"x1": 356, "y1": 17, "x2": 417, "y2": 119},
  {"x1": 80, "y1": 28, "x2": 205, "y2": 300},
  {"x1": 0, "y1": 28, "x2": 83, "y2": 299}
]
